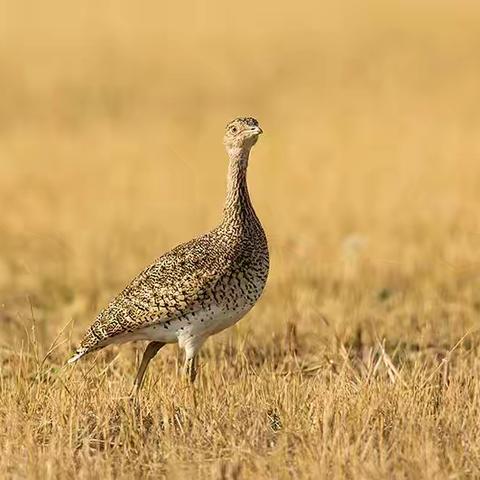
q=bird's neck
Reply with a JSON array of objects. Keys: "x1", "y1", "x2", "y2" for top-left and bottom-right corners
[{"x1": 222, "y1": 147, "x2": 256, "y2": 225}]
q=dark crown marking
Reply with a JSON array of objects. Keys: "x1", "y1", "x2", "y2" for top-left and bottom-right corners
[{"x1": 226, "y1": 117, "x2": 259, "y2": 128}]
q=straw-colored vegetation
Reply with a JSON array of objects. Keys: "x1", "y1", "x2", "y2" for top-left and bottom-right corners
[{"x1": 2, "y1": 0, "x2": 480, "y2": 478}]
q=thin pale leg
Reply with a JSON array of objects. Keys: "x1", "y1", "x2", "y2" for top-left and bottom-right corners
[
  {"x1": 182, "y1": 336, "x2": 206, "y2": 383},
  {"x1": 184, "y1": 356, "x2": 198, "y2": 383},
  {"x1": 131, "y1": 341, "x2": 165, "y2": 396}
]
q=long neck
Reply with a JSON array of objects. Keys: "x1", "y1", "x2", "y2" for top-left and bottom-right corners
[{"x1": 223, "y1": 147, "x2": 256, "y2": 224}]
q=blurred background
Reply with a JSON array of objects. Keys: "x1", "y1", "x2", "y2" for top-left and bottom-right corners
[{"x1": 1, "y1": 0, "x2": 480, "y2": 352}]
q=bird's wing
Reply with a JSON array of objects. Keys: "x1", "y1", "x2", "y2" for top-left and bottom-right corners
[{"x1": 74, "y1": 233, "x2": 232, "y2": 357}]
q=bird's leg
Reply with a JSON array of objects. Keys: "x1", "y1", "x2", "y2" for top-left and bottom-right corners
[
  {"x1": 130, "y1": 341, "x2": 165, "y2": 396},
  {"x1": 182, "y1": 336, "x2": 206, "y2": 384},
  {"x1": 184, "y1": 355, "x2": 198, "y2": 383}
]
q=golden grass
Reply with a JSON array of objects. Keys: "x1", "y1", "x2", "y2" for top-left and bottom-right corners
[{"x1": 2, "y1": 0, "x2": 480, "y2": 477}]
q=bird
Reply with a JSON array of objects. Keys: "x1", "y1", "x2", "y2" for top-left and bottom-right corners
[{"x1": 68, "y1": 117, "x2": 269, "y2": 395}]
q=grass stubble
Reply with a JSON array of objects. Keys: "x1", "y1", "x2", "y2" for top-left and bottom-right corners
[{"x1": 1, "y1": 0, "x2": 480, "y2": 478}]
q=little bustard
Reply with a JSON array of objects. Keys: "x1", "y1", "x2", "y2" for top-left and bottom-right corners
[{"x1": 68, "y1": 117, "x2": 269, "y2": 393}]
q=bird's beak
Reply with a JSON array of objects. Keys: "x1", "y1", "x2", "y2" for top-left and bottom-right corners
[{"x1": 250, "y1": 126, "x2": 263, "y2": 135}]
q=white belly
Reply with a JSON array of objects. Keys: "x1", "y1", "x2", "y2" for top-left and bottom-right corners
[
  {"x1": 115, "y1": 301, "x2": 251, "y2": 346},
  {"x1": 106, "y1": 267, "x2": 267, "y2": 349},
  {"x1": 188, "y1": 303, "x2": 253, "y2": 337}
]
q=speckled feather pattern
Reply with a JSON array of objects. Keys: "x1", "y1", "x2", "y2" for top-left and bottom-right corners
[{"x1": 69, "y1": 117, "x2": 269, "y2": 362}]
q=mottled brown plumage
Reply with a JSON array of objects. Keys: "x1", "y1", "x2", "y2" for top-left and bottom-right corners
[{"x1": 68, "y1": 117, "x2": 269, "y2": 392}]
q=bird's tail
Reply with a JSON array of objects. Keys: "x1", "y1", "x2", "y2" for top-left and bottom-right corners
[{"x1": 67, "y1": 347, "x2": 89, "y2": 364}]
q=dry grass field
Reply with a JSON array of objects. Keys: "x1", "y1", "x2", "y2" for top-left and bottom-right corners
[{"x1": 2, "y1": 0, "x2": 480, "y2": 478}]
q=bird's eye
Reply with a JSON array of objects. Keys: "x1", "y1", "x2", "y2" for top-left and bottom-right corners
[{"x1": 231, "y1": 126, "x2": 237, "y2": 133}]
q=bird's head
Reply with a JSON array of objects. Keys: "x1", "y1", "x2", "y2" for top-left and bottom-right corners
[{"x1": 224, "y1": 117, "x2": 263, "y2": 154}]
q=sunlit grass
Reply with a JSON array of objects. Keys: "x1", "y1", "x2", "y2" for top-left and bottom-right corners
[{"x1": 1, "y1": 0, "x2": 480, "y2": 478}]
